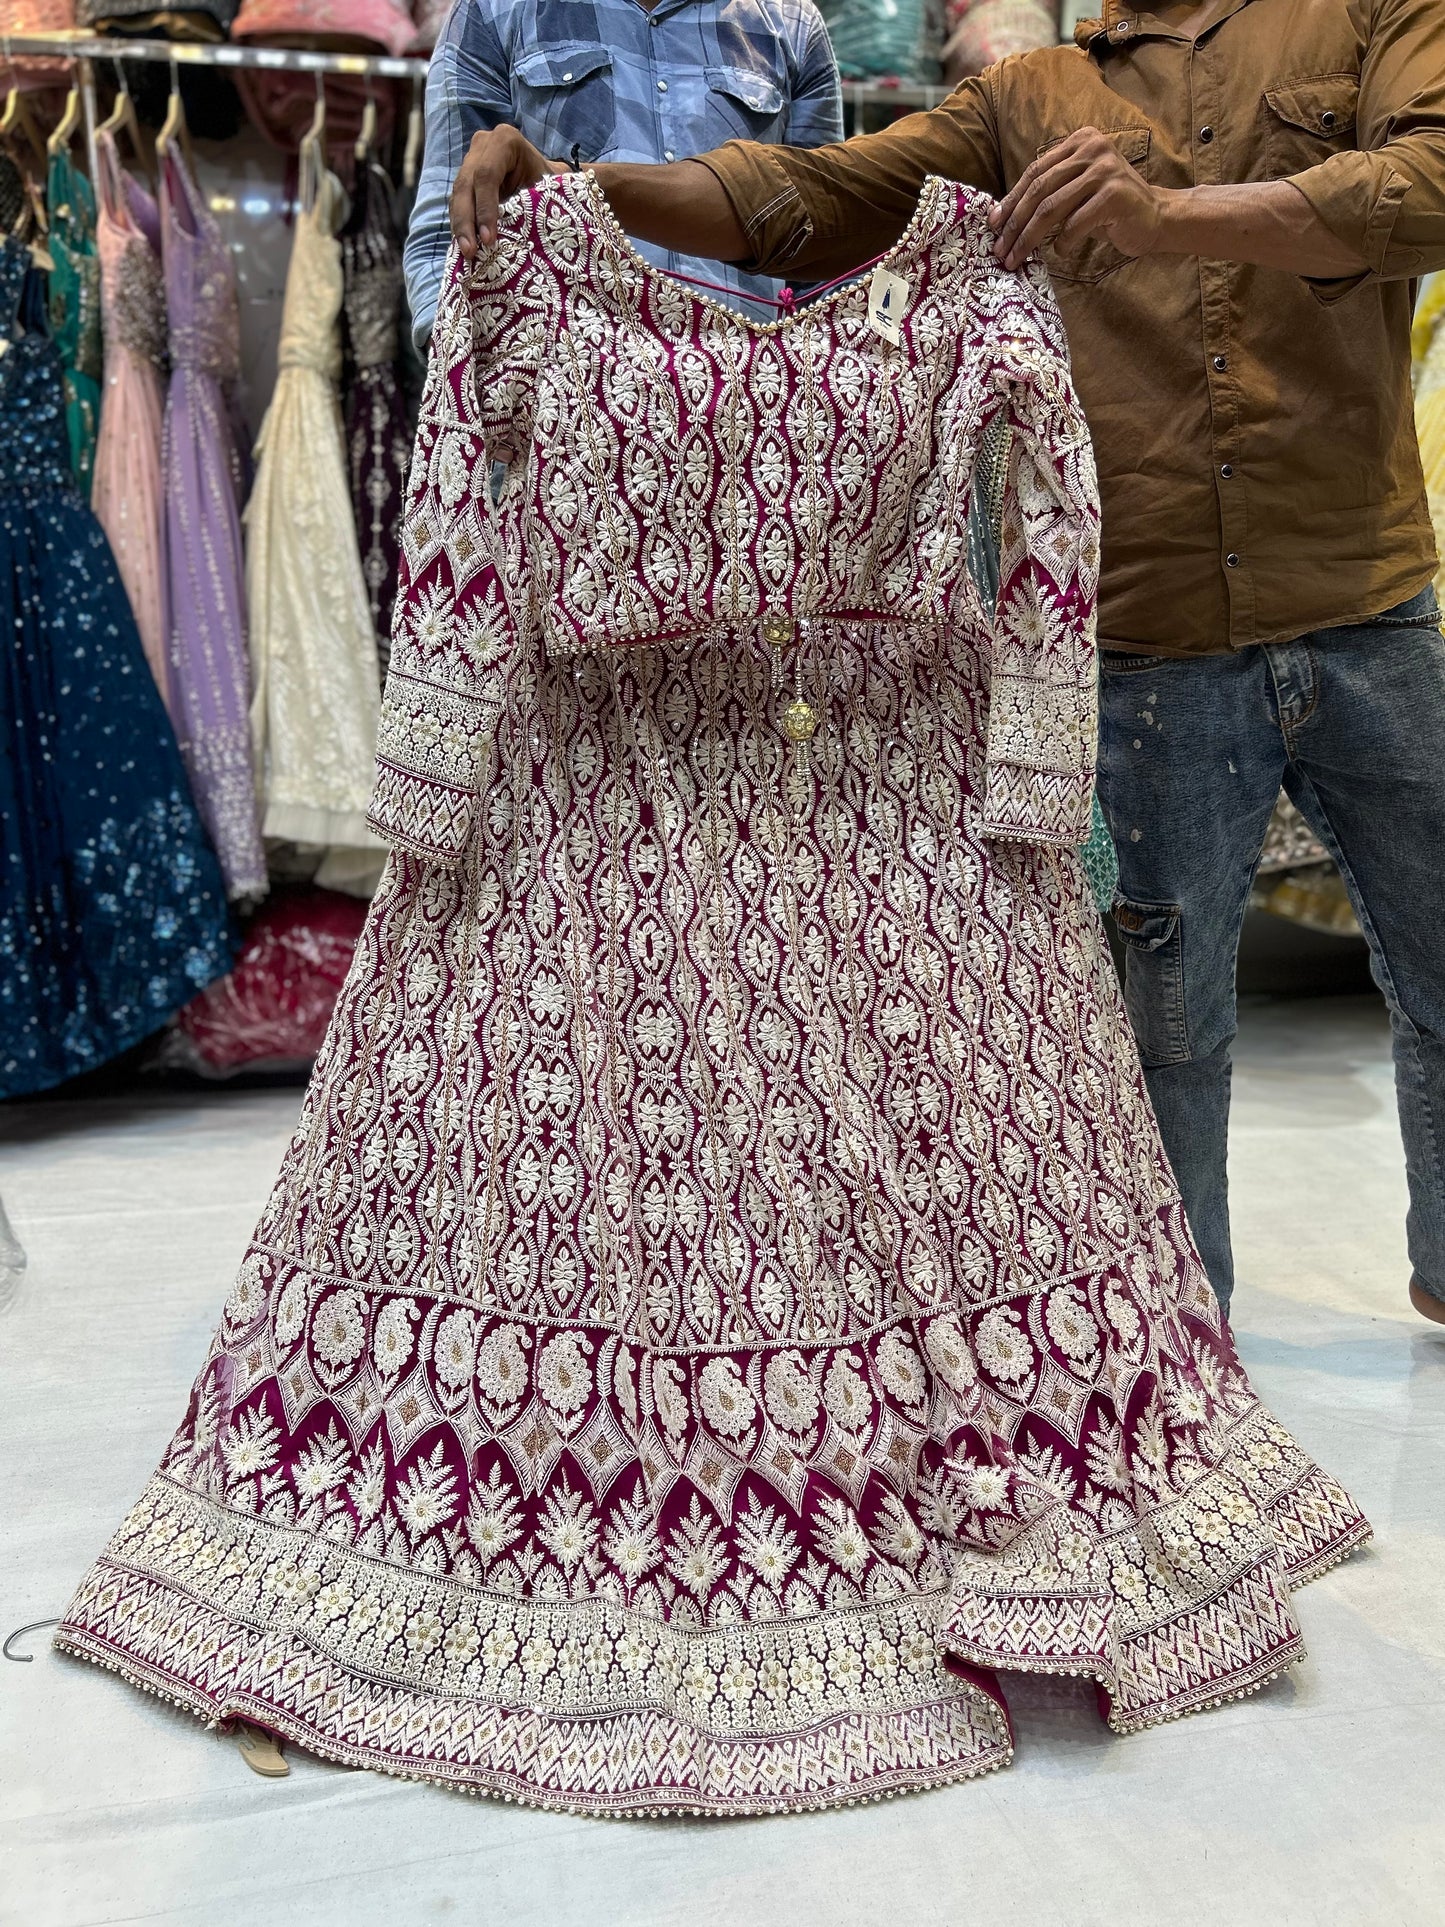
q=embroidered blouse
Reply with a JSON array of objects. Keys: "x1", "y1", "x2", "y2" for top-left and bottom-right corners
[{"x1": 368, "y1": 170, "x2": 1102, "y2": 868}]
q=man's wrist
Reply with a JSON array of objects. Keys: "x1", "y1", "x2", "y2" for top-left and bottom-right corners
[{"x1": 1143, "y1": 185, "x2": 1193, "y2": 256}]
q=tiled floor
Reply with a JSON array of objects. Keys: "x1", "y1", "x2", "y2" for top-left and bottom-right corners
[{"x1": 2, "y1": 994, "x2": 1442, "y2": 1927}]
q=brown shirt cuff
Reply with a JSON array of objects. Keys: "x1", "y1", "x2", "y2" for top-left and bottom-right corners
[
  {"x1": 694, "y1": 143, "x2": 820, "y2": 277},
  {"x1": 1291, "y1": 152, "x2": 1420, "y2": 303}
]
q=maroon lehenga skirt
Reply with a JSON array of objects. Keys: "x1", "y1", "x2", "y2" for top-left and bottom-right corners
[{"x1": 56, "y1": 621, "x2": 1369, "y2": 1814}]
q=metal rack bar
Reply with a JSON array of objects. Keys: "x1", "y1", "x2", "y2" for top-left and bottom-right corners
[
  {"x1": 842, "y1": 83, "x2": 952, "y2": 111},
  {"x1": 0, "y1": 32, "x2": 429, "y2": 81},
  {"x1": 0, "y1": 33, "x2": 954, "y2": 106}
]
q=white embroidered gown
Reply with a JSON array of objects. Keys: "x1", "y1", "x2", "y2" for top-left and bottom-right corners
[{"x1": 245, "y1": 170, "x2": 384, "y2": 889}]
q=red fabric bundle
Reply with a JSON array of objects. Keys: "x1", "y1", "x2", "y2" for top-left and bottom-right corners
[
  {"x1": 166, "y1": 887, "x2": 367, "y2": 1075},
  {"x1": 230, "y1": 0, "x2": 415, "y2": 55}
]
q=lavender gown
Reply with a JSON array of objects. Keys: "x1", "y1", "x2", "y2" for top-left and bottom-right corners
[{"x1": 161, "y1": 148, "x2": 267, "y2": 903}]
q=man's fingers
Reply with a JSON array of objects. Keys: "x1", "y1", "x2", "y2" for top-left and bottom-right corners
[
  {"x1": 1001, "y1": 171, "x2": 1102, "y2": 269},
  {"x1": 991, "y1": 153, "x2": 1090, "y2": 263},
  {"x1": 989, "y1": 129, "x2": 1092, "y2": 230},
  {"x1": 474, "y1": 167, "x2": 500, "y2": 251},
  {"x1": 449, "y1": 127, "x2": 521, "y2": 257},
  {"x1": 449, "y1": 166, "x2": 477, "y2": 259}
]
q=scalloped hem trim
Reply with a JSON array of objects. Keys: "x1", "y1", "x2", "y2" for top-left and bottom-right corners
[
  {"x1": 940, "y1": 1508, "x2": 1372, "y2": 1739},
  {"x1": 52, "y1": 1623, "x2": 1015, "y2": 1819}
]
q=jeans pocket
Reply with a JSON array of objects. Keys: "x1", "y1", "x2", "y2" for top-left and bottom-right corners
[
  {"x1": 1100, "y1": 648, "x2": 1164, "y2": 675},
  {"x1": 1113, "y1": 896, "x2": 1190, "y2": 1065}
]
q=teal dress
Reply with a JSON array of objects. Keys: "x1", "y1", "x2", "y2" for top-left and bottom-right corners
[
  {"x1": 46, "y1": 148, "x2": 102, "y2": 493},
  {"x1": 0, "y1": 233, "x2": 234, "y2": 1095}
]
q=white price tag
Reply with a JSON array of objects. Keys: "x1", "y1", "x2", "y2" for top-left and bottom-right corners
[{"x1": 866, "y1": 266, "x2": 910, "y2": 345}]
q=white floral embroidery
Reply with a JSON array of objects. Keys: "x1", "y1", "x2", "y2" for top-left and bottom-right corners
[{"x1": 974, "y1": 1308, "x2": 1035, "y2": 1386}]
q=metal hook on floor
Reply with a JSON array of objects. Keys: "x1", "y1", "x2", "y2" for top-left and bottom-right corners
[{"x1": 4, "y1": 1617, "x2": 59, "y2": 1661}]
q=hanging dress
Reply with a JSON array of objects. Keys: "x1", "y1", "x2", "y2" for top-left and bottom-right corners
[
  {"x1": 244, "y1": 169, "x2": 384, "y2": 886},
  {"x1": 0, "y1": 232, "x2": 233, "y2": 1098},
  {"x1": 161, "y1": 145, "x2": 267, "y2": 903},
  {"x1": 45, "y1": 145, "x2": 101, "y2": 493},
  {"x1": 56, "y1": 176, "x2": 1368, "y2": 1815},
  {"x1": 92, "y1": 129, "x2": 170, "y2": 707},
  {"x1": 341, "y1": 158, "x2": 410, "y2": 683}
]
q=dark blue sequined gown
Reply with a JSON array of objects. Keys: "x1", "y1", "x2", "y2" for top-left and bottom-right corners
[{"x1": 0, "y1": 234, "x2": 235, "y2": 1097}]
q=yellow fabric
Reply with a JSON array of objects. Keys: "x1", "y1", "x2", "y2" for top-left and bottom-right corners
[{"x1": 1414, "y1": 273, "x2": 1445, "y2": 599}]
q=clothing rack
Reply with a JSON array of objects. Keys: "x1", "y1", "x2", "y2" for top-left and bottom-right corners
[
  {"x1": 0, "y1": 32, "x2": 429, "y2": 79},
  {"x1": 0, "y1": 32, "x2": 950, "y2": 106},
  {"x1": 1, "y1": 32, "x2": 429, "y2": 211}
]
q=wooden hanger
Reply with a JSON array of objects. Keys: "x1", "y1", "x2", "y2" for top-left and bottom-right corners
[
  {"x1": 12, "y1": 174, "x2": 54, "y2": 269},
  {"x1": 0, "y1": 89, "x2": 46, "y2": 172},
  {"x1": 46, "y1": 81, "x2": 82, "y2": 158},
  {"x1": 157, "y1": 56, "x2": 195, "y2": 176},
  {"x1": 99, "y1": 57, "x2": 149, "y2": 180},
  {"x1": 354, "y1": 81, "x2": 377, "y2": 167},
  {"x1": 1, "y1": 41, "x2": 49, "y2": 175}
]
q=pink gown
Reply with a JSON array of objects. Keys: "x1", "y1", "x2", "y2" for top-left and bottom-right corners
[
  {"x1": 57, "y1": 176, "x2": 1369, "y2": 1816},
  {"x1": 91, "y1": 131, "x2": 169, "y2": 709}
]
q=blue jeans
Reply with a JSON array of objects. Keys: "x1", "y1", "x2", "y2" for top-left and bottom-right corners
[{"x1": 1098, "y1": 586, "x2": 1445, "y2": 1316}]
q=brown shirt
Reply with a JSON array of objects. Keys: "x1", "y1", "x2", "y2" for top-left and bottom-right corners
[{"x1": 699, "y1": 0, "x2": 1445, "y2": 654}]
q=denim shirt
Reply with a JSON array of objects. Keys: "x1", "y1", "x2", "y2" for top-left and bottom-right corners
[{"x1": 403, "y1": 0, "x2": 843, "y2": 346}]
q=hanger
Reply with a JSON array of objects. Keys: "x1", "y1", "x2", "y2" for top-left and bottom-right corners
[
  {"x1": 99, "y1": 56, "x2": 149, "y2": 180},
  {"x1": 14, "y1": 174, "x2": 53, "y2": 268},
  {"x1": 354, "y1": 80, "x2": 377, "y2": 167},
  {"x1": 402, "y1": 76, "x2": 423, "y2": 192},
  {"x1": 157, "y1": 55, "x2": 194, "y2": 175},
  {"x1": 1, "y1": 40, "x2": 49, "y2": 174},
  {"x1": 298, "y1": 71, "x2": 325, "y2": 215},
  {"x1": 46, "y1": 79, "x2": 82, "y2": 158}
]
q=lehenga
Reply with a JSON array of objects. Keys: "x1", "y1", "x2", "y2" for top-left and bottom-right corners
[
  {"x1": 57, "y1": 175, "x2": 1369, "y2": 1815},
  {"x1": 161, "y1": 146, "x2": 267, "y2": 903},
  {"x1": 245, "y1": 169, "x2": 383, "y2": 881},
  {"x1": 45, "y1": 145, "x2": 102, "y2": 493},
  {"x1": 341, "y1": 157, "x2": 409, "y2": 682},
  {"x1": 92, "y1": 129, "x2": 170, "y2": 706},
  {"x1": 0, "y1": 232, "x2": 233, "y2": 1097}
]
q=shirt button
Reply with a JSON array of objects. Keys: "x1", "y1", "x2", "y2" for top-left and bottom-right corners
[
  {"x1": 1116, "y1": 17, "x2": 1132, "y2": 32},
  {"x1": 1212, "y1": 354, "x2": 1227, "y2": 371},
  {"x1": 1321, "y1": 109, "x2": 1337, "y2": 130},
  {"x1": 665, "y1": 149, "x2": 675, "y2": 160},
  {"x1": 657, "y1": 79, "x2": 668, "y2": 92},
  {"x1": 1199, "y1": 125, "x2": 1214, "y2": 143},
  {"x1": 562, "y1": 70, "x2": 573, "y2": 80},
  {"x1": 1220, "y1": 462, "x2": 1234, "y2": 478},
  {"x1": 1226, "y1": 552, "x2": 1241, "y2": 567}
]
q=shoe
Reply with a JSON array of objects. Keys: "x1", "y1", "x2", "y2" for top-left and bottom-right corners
[
  {"x1": 235, "y1": 1723, "x2": 289, "y2": 1777},
  {"x1": 1408, "y1": 1274, "x2": 1445, "y2": 1326}
]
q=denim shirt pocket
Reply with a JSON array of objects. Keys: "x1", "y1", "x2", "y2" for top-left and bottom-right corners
[
  {"x1": 706, "y1": 65, "x2": 788, "y2": 143},
  {"x1": 513, "y1": 45, "x2": 617, "y2": 164}
]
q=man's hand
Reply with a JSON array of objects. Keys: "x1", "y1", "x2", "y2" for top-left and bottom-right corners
[
  {"x1": 987, "y1": 125, "x2": 1368, "y2": 279},
  {"x1": 988, "y1": 127, "x2": 1163, "y2": 270},
  {"x1": 450, "y1": 124, "x2": 565, "y2": 260}
]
